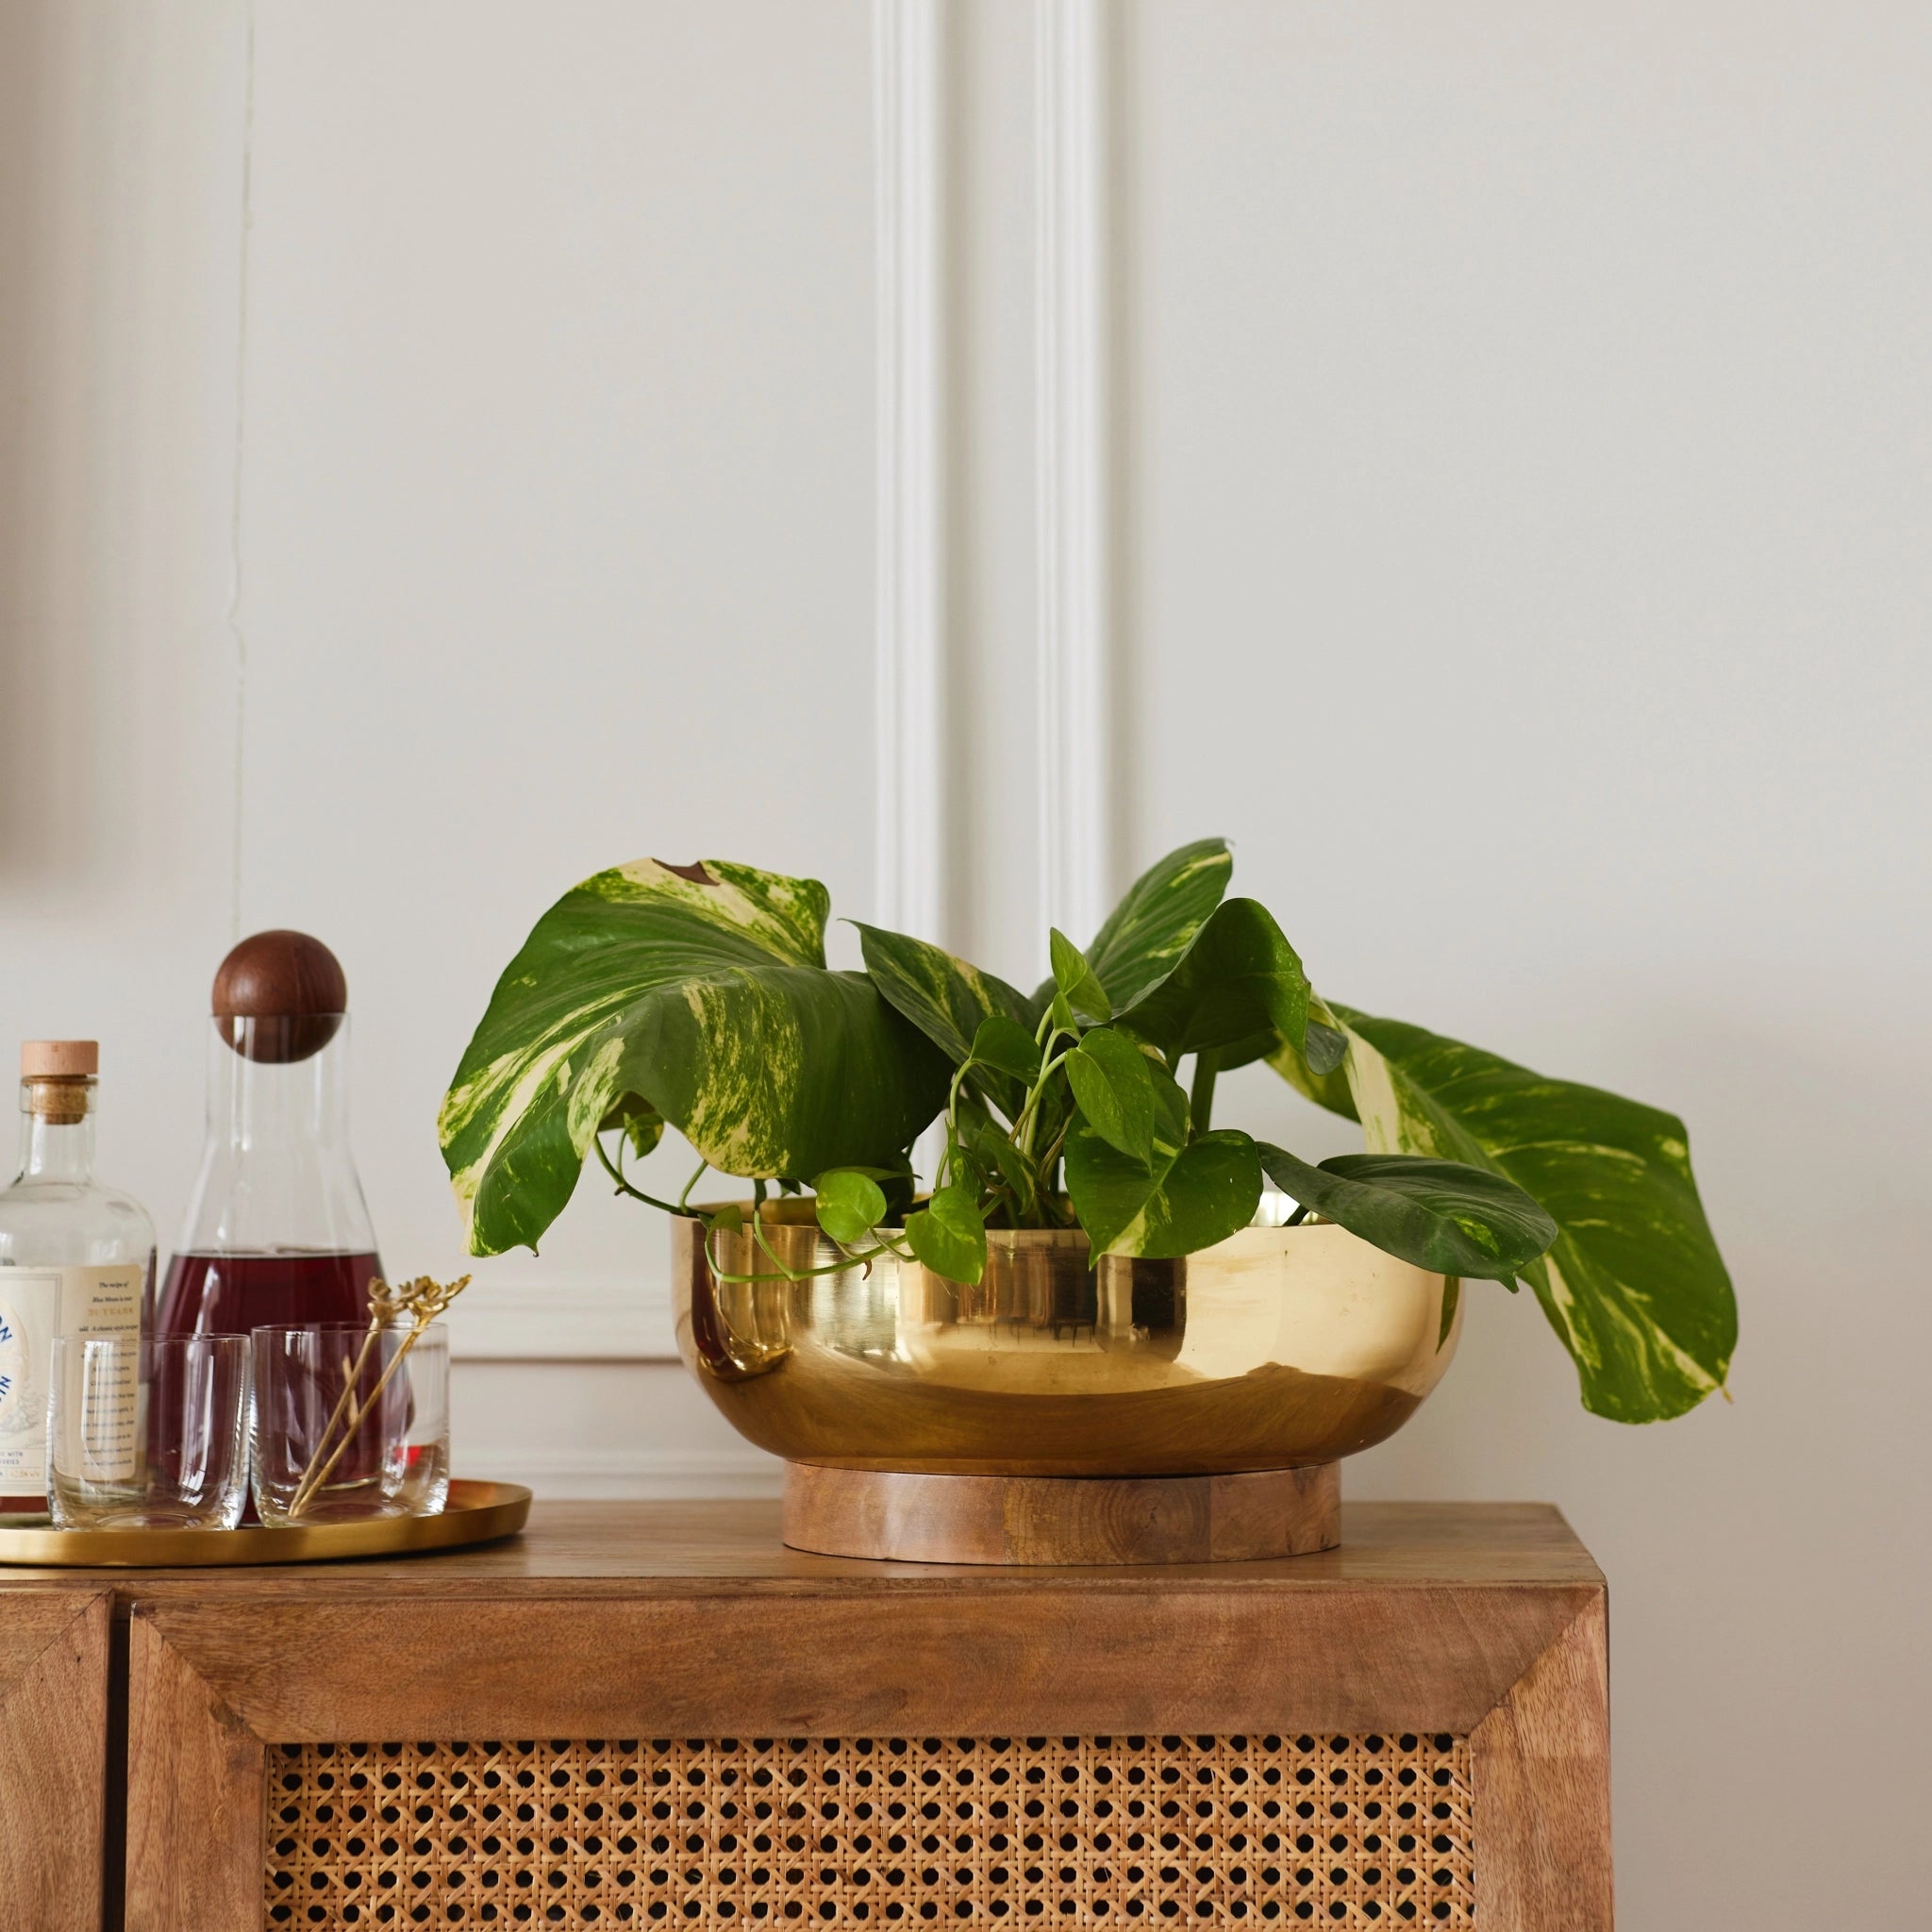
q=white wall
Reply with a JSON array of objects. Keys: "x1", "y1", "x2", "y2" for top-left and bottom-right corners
[
  {"x1": 3, "y1": 4, "x2": 1926, "y2": 1924},
  {"x1": 1116, "y1": 10, "x2": 1930, "y2": 1928}
]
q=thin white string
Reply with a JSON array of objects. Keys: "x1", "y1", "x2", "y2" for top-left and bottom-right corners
[{"x1": 225, "y1": 0, "x2": 257, "y2": 942}]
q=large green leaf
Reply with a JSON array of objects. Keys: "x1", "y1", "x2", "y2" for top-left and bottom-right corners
[
  {"x1": 1275, "y1": 1008, "x2": 1736, "y2": 1422},
  {"x1": 1081, "y1": 838, "x2": 1233, "y2": 1010},
  {"x1": 1255, "y1": 1144, "x2": 1557, "y2": 1283},
  {"x1": 1115, "y1": 898, "x2": 1313, "y2": 1067},
  {"x1": 855, "y1": 923, "x2": 1038, "y2": 1118},
  {"x1": 1064, "y1": 1026, "x2": 1158, "y2": 1162},
  {"x1": 1064, "y1": 1061, "x2": 1262, "y2": 1257},
  {"x1": 971, "y1": 1016, "x2": 1041, "y2": 1084},
  {"x1": 441, "y1": 858, "x2": 950, "y2": 1257}
]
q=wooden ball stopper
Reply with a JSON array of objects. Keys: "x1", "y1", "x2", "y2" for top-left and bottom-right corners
[{"x1": 213, "y1": 931, "x2": 347, "y2": 1063}]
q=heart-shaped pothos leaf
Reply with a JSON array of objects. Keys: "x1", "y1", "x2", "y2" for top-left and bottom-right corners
[
  {"x1": 854, "y1": 923, "x2": 1039, "y2": 1118},
  {"x1": 1271, "y1": 1006, "x2": 1737, "y2": 1423},
  {"x1": 1080, "y1": 838, "x2": 1233, "y2": 1010},
  {"x1": 1064, "y1": 1060, "x2": 1263, "y2": 1257},
  {"x1": 1254, "y1": 1144, "x2": 1557, "y2": 1283},
  {"x1": 440, "y1": 858, "x2": 950, "y2": 1257}
]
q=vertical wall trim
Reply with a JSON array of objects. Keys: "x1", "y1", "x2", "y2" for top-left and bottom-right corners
[
  {"x1": 1034, "y1": 0, "x2": 1109, "y2": 945},
  {"x1": 873, "y1": 0, "x2": 946, "y2": 941}
]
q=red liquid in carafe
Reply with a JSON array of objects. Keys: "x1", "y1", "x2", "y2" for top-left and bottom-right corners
[
  {"x1": 156, "y1": 1250, "x2": 384, "y2": 1338},
  {"x1": 155, "y1": 1250, "x2": 386, "y2": 1522}
]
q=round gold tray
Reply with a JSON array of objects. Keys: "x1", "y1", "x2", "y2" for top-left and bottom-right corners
[{"x1": 0, "y1": 1477, "x2": 531, "y2": 1567}]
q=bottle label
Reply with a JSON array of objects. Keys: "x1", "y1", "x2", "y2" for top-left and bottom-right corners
[
  {"x1": 0, "y1": 1273, "x2": 60, "y2": 1491},
  {"x1": 61, "y1": 1264, "x2": 145, "y2": 1483},
  {"x1": 0, "y1": 1264, "x2": 145, "y2": 1492}
]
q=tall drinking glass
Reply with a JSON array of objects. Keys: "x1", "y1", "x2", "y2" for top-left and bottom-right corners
[{"x1": 393, "y1": 1323, "x2": 450, "y2": 1515}]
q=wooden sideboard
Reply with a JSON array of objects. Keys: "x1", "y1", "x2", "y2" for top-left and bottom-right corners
[{"x1": 0, "y1": 1500, "x2": 1609, "y2": 1931}]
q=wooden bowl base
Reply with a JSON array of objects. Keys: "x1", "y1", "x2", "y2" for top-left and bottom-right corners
[{"x1": 781, "y1": 1463, "x2": 1341, "y2": 1566}]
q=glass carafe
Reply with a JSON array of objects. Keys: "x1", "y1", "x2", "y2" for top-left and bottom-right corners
[{"x1": 156, "y1": 934, "x2": 384, "y2": 1340}]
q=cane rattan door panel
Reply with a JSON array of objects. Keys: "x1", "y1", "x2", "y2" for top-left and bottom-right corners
[{"x1": 263, "y1": 1732, "x2": 1475, "y2": 1927}]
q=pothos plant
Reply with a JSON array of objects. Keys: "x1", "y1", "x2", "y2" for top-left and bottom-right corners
[{"x1": 440, "y1": 841, "x2": 1735, "y2": 1423}]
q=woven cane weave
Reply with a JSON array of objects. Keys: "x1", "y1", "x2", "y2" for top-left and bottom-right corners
[{"x1": 264, "y1": 1732, "x2": 1474, "y2": 1927}]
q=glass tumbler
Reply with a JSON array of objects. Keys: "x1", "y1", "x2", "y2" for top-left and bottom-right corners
[
  {"x1": 251, "y1": 1322, "x2": 448, "y2": 1524},
  {"x1": 48, "y1": 1335, "x2": 251, "y2": 1530},
  {"x1": 392, "y1": 1323, "x2": 450, "y2": 1515}
]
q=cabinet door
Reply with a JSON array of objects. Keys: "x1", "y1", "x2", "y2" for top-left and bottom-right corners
[
  {"x1": 124, "y1": 1584, "x2": 1607, "y2": 1930},
  {"x1": 0, "y1": 1589, "x2": 110, "y2": 1932}
]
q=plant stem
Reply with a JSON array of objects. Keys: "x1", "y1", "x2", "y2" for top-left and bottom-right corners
[
  {"x1": 702, "y1": 1230, "x2": 908, "y2": 1287},
  {"x1": 677, "y1": 1158, "x2": 708, "y2": 1210},
  {"x1": 1014, "y1": 1046, "x2": 1074, "y2": 1158},
  {"x1": 1035, "y1": 1117, "x2": 1072, "y2": 1182},
  {"x1": 593, "y1": 1133, "x2": 692, "y2": 1217},
  {"x1": 1190, "y1": 1054, "x2": 1219, "y2": 1138}
]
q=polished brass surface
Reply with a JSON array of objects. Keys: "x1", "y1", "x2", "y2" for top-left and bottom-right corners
[
  {"x1": 0, "y1": 1477, "x2": 530, "y2": 1567},
  {"x1": 674, "y1": 1209, "x2": 1461, "y2": 1476}
]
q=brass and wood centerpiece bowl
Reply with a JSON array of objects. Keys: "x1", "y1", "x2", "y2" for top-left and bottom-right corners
[{"x1": 673, "y1": 1205, "x2": 1462, "y2": 1567}]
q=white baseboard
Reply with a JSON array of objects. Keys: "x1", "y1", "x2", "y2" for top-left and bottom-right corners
[
  {"x1": 447, "y1": 1279, "x2": 676, "y2": 1362},
  {"x1": 480, "y1": 1443, "x2": 783, "y2": 1501}
]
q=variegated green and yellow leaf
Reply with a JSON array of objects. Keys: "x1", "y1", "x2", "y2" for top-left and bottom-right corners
[
  {"x1": 854, "y1": 923, "x2": 1039, "y2": 1119},
  {"x1": 440, "y1": 858, "x2": 950, "y2": 1257},
  {"x1": 1272, "y1": 1008, "x2": 1736, "y2": 1423},
  {"x1": 1081, "y1": 838, "x2": 1233, "y2": 1010},
  {"x1": 1115, "y1": 898, "x2": 1313, "y2": 1069},
  {"x1": 853, "y1": 924, "x2": 1038, "y2": 1062}
]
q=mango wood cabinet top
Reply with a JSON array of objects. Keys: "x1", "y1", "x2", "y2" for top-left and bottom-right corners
[{"x1": 0, "y1": 1496, "x2": 1603, "y2": 1601}]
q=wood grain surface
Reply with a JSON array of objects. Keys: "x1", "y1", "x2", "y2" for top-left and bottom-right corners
[
  {"x1": 125, "y1": 1615, "x2": 266, "y2": 1932},
  {"x1": 0, "y1": 1498, "x2": 1603, "y2": 1601},
  {"x1": 1474, "y1": 1593, "x2": 1613, "y2": 1930},
  {"x1": 0, "y1": 1591, "x2": 108, "y2": 1932},
  {"x1": 782, "y1": 1461, "x2": 1341, "y2": 1563},
  {"x1": 130, "y1": 1580, "x2": 1593, "y2": 1742}
]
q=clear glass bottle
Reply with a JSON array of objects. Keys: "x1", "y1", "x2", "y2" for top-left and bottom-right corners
[
  {"x1": 0, "y1": 1041, "x2": 157, "y2": 1520},
  {"x1": 155, "y1": 932, "x2": 385, "y2": 1340}
]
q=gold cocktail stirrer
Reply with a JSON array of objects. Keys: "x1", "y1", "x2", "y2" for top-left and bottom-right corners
[{"x1": 286, "y1": 1275, "x2": 470, "y2": 1519}]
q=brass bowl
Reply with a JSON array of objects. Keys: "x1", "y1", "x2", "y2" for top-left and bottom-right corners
[{"x1": 672, "y1": 1208, "x2": 1461, "y2": 1477}]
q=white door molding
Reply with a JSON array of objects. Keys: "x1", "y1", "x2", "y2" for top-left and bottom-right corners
[
  {"x1": 480, "y1": 8, "x2": 955, "y2": 1369},
  {"x1": 1034, "y1": 0, "x2": 1110, "y2": 944},
  {"x1": 873, "y1": 0, "x2": 947, "y2": 941}
]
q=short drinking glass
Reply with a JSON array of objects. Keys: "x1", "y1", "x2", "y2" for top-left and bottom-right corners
[
  {"x1": 48, "y1": 1335, "x2": 252, "y2": 1530},
  {"x1": 251, "y1": 1322, "x2": 448, "y2": 1524}
]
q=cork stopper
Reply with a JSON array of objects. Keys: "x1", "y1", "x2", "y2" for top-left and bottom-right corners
[
  {"x1": 213, "y1": 931, "x2": 347, "y2": 1064},
  {"x1": 22, "y1": 1041, "x2": 97, "y2": 1078},
  {"x1": 20, "y1": 1041, "x2": 95, "y2": 1124}
]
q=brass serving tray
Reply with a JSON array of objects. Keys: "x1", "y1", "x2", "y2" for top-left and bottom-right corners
[{"x1": 0, "y1": 1477, "x2": 531, "y2": 1567}]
